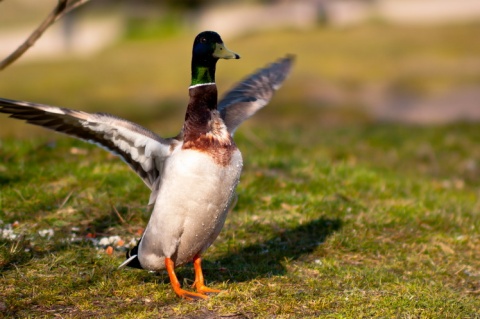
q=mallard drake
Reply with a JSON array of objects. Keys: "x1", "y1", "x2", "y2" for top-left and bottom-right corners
[{"x1": 0, "y1": 31, "x2": 293, "y2": 300}]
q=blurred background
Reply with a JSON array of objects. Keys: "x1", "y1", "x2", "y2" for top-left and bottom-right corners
[{"x1": 0, "y1": 0, "x2": 479, "y2": 137}]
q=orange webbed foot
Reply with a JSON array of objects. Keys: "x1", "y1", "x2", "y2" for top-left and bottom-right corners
[
  {"x1": 194, "y1": 283, "x2": 222, "y2": 295},
  {"x1": 193, "y1": 255, "x2": 224, "y2": 296},
  {"x1": 165, "y1": 257, "x2": 209, "y2": 301},
  {"x1": 172, "y1": 286, "x2": 208, "y2": 300},
  {"x1": 166, "y1": 256, "x2": 223, "y2": 300}
]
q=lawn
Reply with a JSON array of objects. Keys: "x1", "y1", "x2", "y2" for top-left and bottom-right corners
[{"x1": 1, "y1": 24, "x2": 479, "y2": 318}]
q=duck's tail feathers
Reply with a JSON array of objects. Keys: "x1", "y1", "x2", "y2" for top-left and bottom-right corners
[{"x1": 118, "y1": 242, "x2": 143, "y2": 269}]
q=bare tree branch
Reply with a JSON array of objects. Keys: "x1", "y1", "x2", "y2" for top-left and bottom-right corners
[
  {"x1": 56, "y1": 0, "x2": 92, "y2": 22},
  {"x1": 0, "y1": 0, "x2": 91, "y2": 71}
]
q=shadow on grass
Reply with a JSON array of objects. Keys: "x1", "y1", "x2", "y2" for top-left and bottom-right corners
[{"x1": 201, "y1": 217, "x2": 342, "y2": 282}]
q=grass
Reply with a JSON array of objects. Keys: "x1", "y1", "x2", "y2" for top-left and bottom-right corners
[
  {"x1": 1, "y1": 24, "x2": 480, "y2": 317},
  {"x1": 1, "y1": 124, "x2": 479, "y2": 318}
]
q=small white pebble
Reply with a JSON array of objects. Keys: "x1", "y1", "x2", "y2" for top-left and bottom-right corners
[
  {"x1": 38, "y1": 229, "x2": 54, "y2": 238},
  {"x1": 314, "y1": 259, "x2": 322, "y2": 265},
  {"x1": 2, "y1": 228, "x2": 17, "y2": 240},
  {"x1": 108, "y1": 235, "x2": 122, "y2": 246},
  {"x1": 125, "y1": 238, "x2": 138, "y2": 249},
  {"x1": 97, "y1": 236, "x2": 122, "y2": 247},
  {"x1": 98, "y1": 237, "x2": 111, "y2": 247}
]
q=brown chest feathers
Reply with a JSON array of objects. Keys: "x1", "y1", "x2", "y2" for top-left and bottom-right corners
[{"x1": 182, "y1": 84, "x2": 237, "y2": 166}]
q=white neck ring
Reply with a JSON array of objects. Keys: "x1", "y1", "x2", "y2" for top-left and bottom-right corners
[{"x1": 189, "y1": 82, "x2": 215, "y2": 89}]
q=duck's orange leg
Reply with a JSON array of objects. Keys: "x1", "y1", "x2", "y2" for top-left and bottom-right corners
[
  {"x1": 193, "y1": 255, "x2": 222, "y2": 295},
  {"x1": 165, "y1": 257, "x2": 207, "y2": 300}
]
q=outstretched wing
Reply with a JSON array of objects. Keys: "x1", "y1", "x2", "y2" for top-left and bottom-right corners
[
  {"x1": 218, "y1": 55, "x2": 294, "y2": 134},
  {"x1": 0, "y1": 98, "x2": 176, "y2": 201}
]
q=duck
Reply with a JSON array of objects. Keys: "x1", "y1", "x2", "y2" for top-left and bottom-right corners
[{"x1": 0, "y1": 31, "x2": 294, "y2": 300}]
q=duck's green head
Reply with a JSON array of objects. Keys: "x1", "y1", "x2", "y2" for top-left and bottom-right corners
[{"x1": 191, "y1": 31, "x2": 240, "y2": 86}]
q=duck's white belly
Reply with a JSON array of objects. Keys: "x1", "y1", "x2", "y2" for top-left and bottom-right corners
[{"x1": 138, "y1": 148, "x2": 242, "y2": 270}]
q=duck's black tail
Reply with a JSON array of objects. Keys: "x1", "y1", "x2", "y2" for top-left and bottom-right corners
[{"x1": 118, "y1": 241, "x2": 143, "y2": 269}]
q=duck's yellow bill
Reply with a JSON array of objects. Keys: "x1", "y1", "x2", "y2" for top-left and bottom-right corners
[{"x1": 213, "y1": 43, "x2": 240, "y2": 59}]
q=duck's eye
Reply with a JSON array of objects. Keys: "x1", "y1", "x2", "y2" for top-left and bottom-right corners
[{"x1": 200, "y1": 37, "x2": 206, "y2": 43}]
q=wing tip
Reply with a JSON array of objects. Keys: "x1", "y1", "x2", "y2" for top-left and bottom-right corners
[
  {"x1": 279, "y1": 54, "x2": 296, "y2": 73},
  {"x1": 283, "y1": 54, "x2": 296, "y2": 63},
  {"x1": 273, "y1": 54, "x2": 295, "y2": 68},
  {"x1": 268, "y1": 54, "x2": 295, "y2": 90}
]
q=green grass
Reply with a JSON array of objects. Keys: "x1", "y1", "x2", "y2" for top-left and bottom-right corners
[
  {"x1": 1, "y1": 25, "x2": 480, "y2": 317},
  {"x1": 1, "y1": 124, "x2": 479, "y2": 318}
]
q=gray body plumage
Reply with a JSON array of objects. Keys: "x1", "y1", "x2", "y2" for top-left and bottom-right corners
[{"x1": 139, "y1": 148, "x2": 242, "y2": 270}]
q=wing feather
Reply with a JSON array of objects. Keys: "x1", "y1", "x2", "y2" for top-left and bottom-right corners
[
  {"x1": 218, "y1": 55, "x2": 294, "y2": 134},
  {"x1": 0, "y1": 98, "x2": 175, "y2": 201}
]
